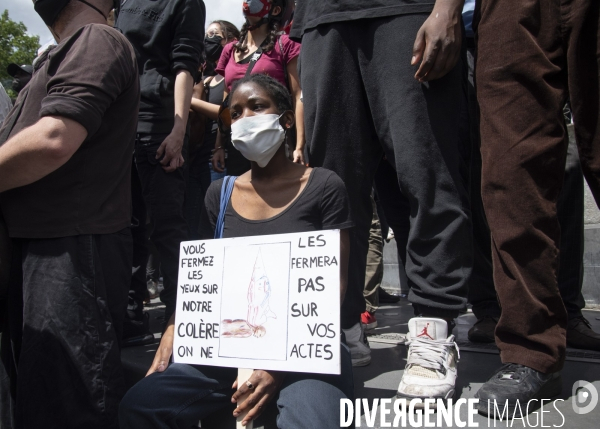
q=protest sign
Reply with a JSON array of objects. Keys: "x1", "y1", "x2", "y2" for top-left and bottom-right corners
[{"x1": 173, "y1": 229, "x2": 341, "y2": 375}]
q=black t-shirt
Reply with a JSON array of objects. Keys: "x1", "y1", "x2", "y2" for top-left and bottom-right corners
[
  {"x1": 200, "y1": 168, "x2": 354, "y2": 239},
  {"x1": 290, "y1": 0, "x2": 435, "y2": 40},
  {"x1": 0, "y1": 24, "x2": 140, "y2": 238}
]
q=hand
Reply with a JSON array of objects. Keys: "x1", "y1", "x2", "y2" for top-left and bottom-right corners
[
  {"x1": 212, "y1": 147, "x2": 226, "y2": 173},
  {"x1": 156, "y1": 130, "x2": 185, "y2": 173},
  {"x1": 292, "y1": 149, "x2": 306, "y2": 165},
  {"x1": 231, "y1": 370, "x2": 285, "y2": 426},
  {"x1": 146, "y1": 318, "x2": 174, "y2": 376},
  {"x1": 412, "y1": 3, "x2": 462, "y2": 82}
]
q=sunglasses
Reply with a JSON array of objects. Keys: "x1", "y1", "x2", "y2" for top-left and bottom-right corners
[{"x1": 205, "y1": 30, "x2": 223, "y2": 38}]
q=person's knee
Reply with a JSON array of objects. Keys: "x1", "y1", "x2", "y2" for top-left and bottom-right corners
[
  {"x1": 277, "y1": 379, "x2": 347, "y2": 429},
  {"x1": 118, "y1": 387, "x2": 145, "y2": 427}
]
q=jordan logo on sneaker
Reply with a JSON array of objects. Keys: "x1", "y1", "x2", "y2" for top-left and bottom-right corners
[{"x1": 417, "y1": 323, "x2": 434, "y2": 340}]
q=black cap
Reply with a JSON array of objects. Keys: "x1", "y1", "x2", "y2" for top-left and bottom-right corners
[
  {"x1": 34, "y1": 0, "x2": 72, "y2": 27},
  {"x1": 7, "y1": 64, "x2": 34, "y2": 77}
]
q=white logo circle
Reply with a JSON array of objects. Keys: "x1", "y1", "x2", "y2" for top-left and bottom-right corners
[{"x1": 572, "y1": 380, "x2": 598, "y2": 415}]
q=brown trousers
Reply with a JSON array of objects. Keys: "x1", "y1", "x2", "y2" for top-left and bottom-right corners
[{"x1": 476, "y1": 0, "x2": 600, "y2": 373}]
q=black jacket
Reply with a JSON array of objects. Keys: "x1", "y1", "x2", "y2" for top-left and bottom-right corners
[{"x1": 116, "y1": 0, "x2": 205, "y2": 134}]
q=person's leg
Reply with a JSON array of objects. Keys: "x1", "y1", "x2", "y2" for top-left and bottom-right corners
[
  {"x1": 464, "y1": 43, "x2": 499, "y2": 322},
  {"x1": 361, "y1": 14, "x2": 470, "y2": 402},
  {"x1": 557, "y1": 125, "x2": 585, "y2": 319},
  {"x1": 374, "y1": 160, "x2": 409, "y2": 301},
  {"x1": 463, "y1": 40, "x2": 501, "y2": 343},
  {"x1": 276, "y1": 345, "x2": 354, "y2": 429},
  {"x1": 14, "y1": 235, "x2": 127, "y2": 428},
  {"x1": 478, "y1": 0, "x2": 568, "y2": 376},
  {"x1": 130, "y1": 157, "x2": 148, "y2": 318},
  {"x1": 96, "y1": 229, "x2": 133, "y2": 346},
  {"x1": 364, "y1": 14, "x2": 472, "y2": 321},
  {"x1": 565, "y1": 0, "x2": 600, "y2": 351},
  {"x1": 301, "y1": 22, "x2": 382, "y2": 366},
  {"x1": 474, "y1": 0, "x2": 568, "y2": 414},
  {"x1": 363, "y1": 195, "x2": 383, "y2": 326},
  {"x1": 120, "y1": 364, "x2": 236, "y2": 428},
  {"x1": 135, "y1": 133, "x2": 189, "y2": 321},
  {"x1": 186, "y1": 152, "x2": 212, "y2": 240}
]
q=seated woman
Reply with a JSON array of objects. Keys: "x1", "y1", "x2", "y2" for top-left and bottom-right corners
[{"x1": 119, "y1": 74, "x2": 354, "y2": 429}]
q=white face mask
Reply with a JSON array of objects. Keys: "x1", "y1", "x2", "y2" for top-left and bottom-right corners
[{"x1": 231, "y1": 114, "x2": 286, "y2": 168}]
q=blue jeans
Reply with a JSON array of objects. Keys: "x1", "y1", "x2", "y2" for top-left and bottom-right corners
[{"x1": 119, "y1": 345, "x2": 354, "y2": 428}]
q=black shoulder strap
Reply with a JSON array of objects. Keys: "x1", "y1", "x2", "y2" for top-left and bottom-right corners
[
  {"x1": 245, "y1": 46, "x2": 264, "y2": 77},
  {"x1": 204, "y1": 75, "x2": 215, "y2": 99}
]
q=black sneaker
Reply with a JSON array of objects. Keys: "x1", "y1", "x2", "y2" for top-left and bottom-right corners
[
  {"x1": 378, "y1": 288, "x2": 401, "y2": 303},
  {"x1": 567, "y1": 316, "x2": 600, "y2": 351},
  {"x1": 468, "y1": 315, "x2": 497, "y2": 343},
  {"x1": 475, "y1": 364, "x2": 562, "y2": 416}
]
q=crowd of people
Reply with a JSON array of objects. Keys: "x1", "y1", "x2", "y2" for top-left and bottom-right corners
[{"x1": 0, "y1": 0, "x2": 599, "y2": 427}]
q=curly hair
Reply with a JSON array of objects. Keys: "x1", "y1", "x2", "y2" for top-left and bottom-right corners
[{"x1": 230, "y1": 74, "x2": 292, "y2": 114}]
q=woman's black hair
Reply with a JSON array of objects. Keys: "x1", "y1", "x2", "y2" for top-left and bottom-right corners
[
  {"x1": 212, "y1": 20, "x2": 240, "y2": 42},
  {"x1": 230, "y1": 74, "x2": 293, "y2": 114}
]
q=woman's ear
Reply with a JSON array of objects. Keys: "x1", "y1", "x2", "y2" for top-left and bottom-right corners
[
  {"x1": 281, "y1": 110, "x2": 295, "y2": 129},
  {"x1": 271, "y1": 6, "x2": 282, "y2": 17}
]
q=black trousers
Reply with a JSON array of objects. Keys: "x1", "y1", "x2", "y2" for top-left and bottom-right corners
[
  {"x1": 130, "y1": 158, "x2": 148, "y2": 317},
  {"x1": 134, "y1": 133, "x2": 188, "y2": 321},
  {"x1": 1, "y1": 231, "x2": 131, "y2": 428},
  {"x1": 301, "y1": 14, "x2": 472, "y2": 325}
]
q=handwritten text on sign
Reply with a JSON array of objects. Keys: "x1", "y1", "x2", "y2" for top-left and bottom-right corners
[{"x1": 173, "y1": 230, "x2": 341, "y2": 375}]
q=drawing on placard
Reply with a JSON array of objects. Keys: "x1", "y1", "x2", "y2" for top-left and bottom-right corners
[
  {"x1": 222, "y1": 249, "x2": 277, "y2": 338},
  {"x1": 219, "y1": 242, "x2": 290, "y2": 361}
]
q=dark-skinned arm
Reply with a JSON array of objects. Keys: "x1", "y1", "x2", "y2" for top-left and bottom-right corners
[{"x1": 412, "y1": 0, "x2": 465, "y2": 82}]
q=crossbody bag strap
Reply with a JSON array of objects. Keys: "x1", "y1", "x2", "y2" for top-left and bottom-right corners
[
  {"x1": 245, "y1": 46, "x2": 264, "y2": 77},
  {"x1": 214, "y1": 176, "x2": 238, "y2": 239}
]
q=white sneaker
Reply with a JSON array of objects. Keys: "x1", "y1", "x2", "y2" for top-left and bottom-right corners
[
  {"x1": 343, "y1": 322, "x2": 372, "y2": 366},
  {"x1": 396, "y1": 317, "x2": 459, "y2": 402}
]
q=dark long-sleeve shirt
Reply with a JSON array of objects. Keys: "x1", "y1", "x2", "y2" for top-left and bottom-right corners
[{"x1": 116, "y1": 0, "x2": 205, "y2": 134}]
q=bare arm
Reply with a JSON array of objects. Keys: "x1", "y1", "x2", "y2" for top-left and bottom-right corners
[
  {"x1": 0, "y1": 116, "x2": 87, "y2": 193},
  {"x1": 190, "y1": 98, "x2": 220, "y2": 120},
  {"x1": 413, "y1": 0, "x2": 465, "y2": 82},
  {"x1": 287, "y1": 57, "x2": 306, "y2": 165},
  {"x1": 147, "y1": 313, "x2": 176, "y2": 376},
  {"x1": 340, "y1": 229, "x2": 350, "y2": 303},
  {"x1": 156, "y1": 69, "x2": 194, "y2": 173}
]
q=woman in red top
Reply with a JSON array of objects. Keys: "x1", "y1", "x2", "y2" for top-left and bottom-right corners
[{"x1": 212, "y1": 0, "x2": 305, "y2": 173}]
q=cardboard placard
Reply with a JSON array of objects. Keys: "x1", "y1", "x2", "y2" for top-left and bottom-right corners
[{"x1": 173, "y1": 230, "x2": 341, "y2": 375}]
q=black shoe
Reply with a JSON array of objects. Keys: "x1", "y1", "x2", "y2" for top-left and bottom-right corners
[
  {"x1": 567, "y1": 316, "x2": 600, "y2": 351},
  {"x1": 378, "y1": 288, "x2": 401, "y2": 303},
  {"x1": 475, "y1": 364, "x2": 562, "y2": 416},
  {"x1": 468, "y1": 315, "x2": 497, "y2": 343},
  {"x1": 122, "y1": 312, "x2": 155, "y2": 348}
]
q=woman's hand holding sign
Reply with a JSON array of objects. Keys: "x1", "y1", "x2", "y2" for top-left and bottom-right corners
[{"x1": 232, "y1": 370, "x2": 286, "y2": 426}]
